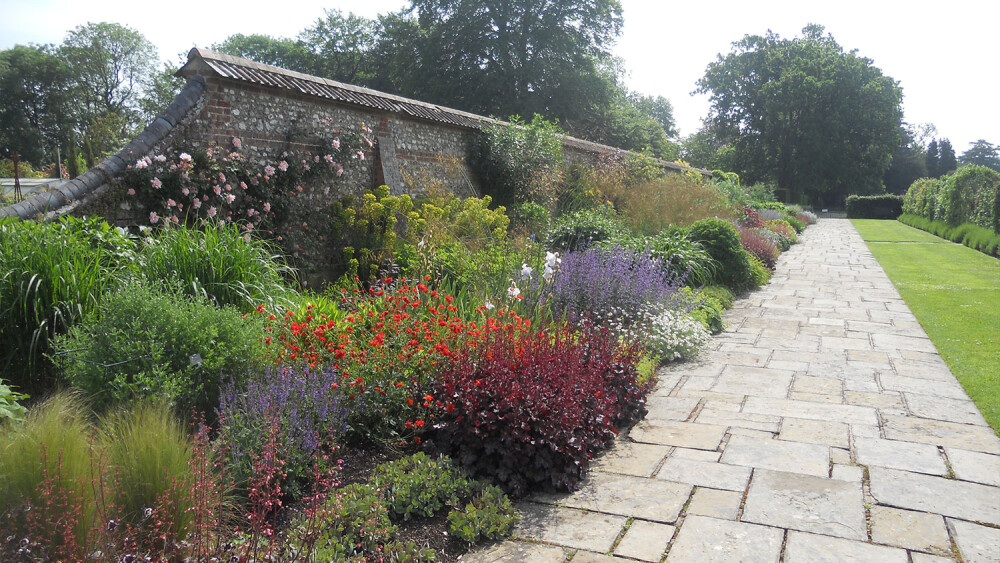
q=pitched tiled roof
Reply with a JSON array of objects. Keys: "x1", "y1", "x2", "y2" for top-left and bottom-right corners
[{"x1": 179, "y1": 48, "x2": 706, "y2": 175}]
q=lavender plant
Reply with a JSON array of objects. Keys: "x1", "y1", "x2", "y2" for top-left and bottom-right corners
[
  {"x1": 219, "y1": 365, "x2": 349, "y2": 499},
  {"x1": 544, "y1": 246, "x2": 687, "y2": 326}
]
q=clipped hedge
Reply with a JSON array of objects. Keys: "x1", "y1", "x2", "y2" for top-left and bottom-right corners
[
  {"x1": 845, "y1": 194, "x2": 904, "y2": 219},
  {"x1": 897, "y1": 214, "x2": 1000, "y2": 256}
]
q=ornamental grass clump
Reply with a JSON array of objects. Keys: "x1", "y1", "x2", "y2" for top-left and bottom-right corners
[
  {"x1": 545, "y1": 245, "x2": 687, "y2": 325},
  {"x1": 0, "y1": 217, "x2": 133, "y2": 388},
  {"x1": 431, "y1": 324, "x2": 646, "y2": 496},
  {"x1": 140, "y1": 221, "x2": 293, "y2": 312},
  {"x1": 219, "y1": 365, "x2": 348, "y2": 499}
]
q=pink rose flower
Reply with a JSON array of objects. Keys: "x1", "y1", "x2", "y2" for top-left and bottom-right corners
[
  {"x1": 151, "y1": 177, "x2": 162, "y2": 189},
  {"x1": 232, "y1": 137, "x2": 242, "y2": 149},
  {"x1": 207, "y1": 206, "x2": 217, "y2": 218},
  {"x1": 127, "y1": 188, "x2": 136, "y2": 196},
  {"x1": 278, "y1": 160, "x2": 289, "y2": 172},
  {"x1": 149, "y1": 211, "x2": 159, "y2": 224}
]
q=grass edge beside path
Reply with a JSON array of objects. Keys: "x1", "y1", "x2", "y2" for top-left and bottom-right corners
[{"x1": 852, "y1": 219, "x2": 1000, "y2": 434}]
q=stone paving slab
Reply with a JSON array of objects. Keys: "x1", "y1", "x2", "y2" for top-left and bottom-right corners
[
  {"x1": 783, "y1": 531, "x2": 909, "y2": 562},
  {"x1": 512, "y1": 503, "x2": 626, "y2": 552},
  {"x1": 613, "y1": 520, "x2": 674, "y2": 562},
  {"x1": 665, "y1": 515, "x2": 783, "y2": 563},
  {"x1": 533, "y1": 471, "x2": 692, "y2": 523},
  {"x1": 948, "y1": 518, "x2": 1000, "y2": 563},
  {"x1": 465, "y1": 219, "x2": 1000, "y2": 561},
  {"x1": 742, "y1": 469, "x2": 867, "y2": 539},
  {"x1": 629, "y1": 419, "x2": 727, "y2": 450},
  {"x1": 869, "y1": 467, "x2": 1000, "y2": 525},
  {"x1": 945, "y1": 447, "x2": 1000, "y2": 486}
]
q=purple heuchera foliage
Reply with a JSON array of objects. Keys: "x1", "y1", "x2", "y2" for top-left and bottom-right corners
[
  {"x1": 219, "y1": 366, "x2": 349, "y2": 491},
  {"x1": 545, "y1": 245, "x2": 687, "y2": 324}
]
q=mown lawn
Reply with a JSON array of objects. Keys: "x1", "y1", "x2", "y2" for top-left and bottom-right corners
[{"x1": 853, "y1": 219, "x2": 1000, "y2": 433}]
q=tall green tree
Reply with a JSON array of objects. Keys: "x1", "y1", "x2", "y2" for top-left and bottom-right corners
[
  {"x1": 0, "y1": 44, "x2": 72, "y2": 169},
  {"x1": 883, "y1": 125, "x2": 928, "y2": 194},
  {"x1": 60, "y1": 22, "x2": 159, "y2": 120},
  {"x1": 960, "y1": 140, "x2": 1000, "y2": 172},
  {"x1": 925, "y1": 139, "x2": 940, "y2": 178},
  {"x1": 299, "y1": 9, "x2": 378, "y2": 85},
  {"x1": 400, "y1": 0, "x2": 623, "y2": 126},
  {"x1": 938, "y1": 138, "x2": 958, "y2": 176},
  {"x1": 214, "y1": 34, "x2": 321, "y2": 75},
  {"x1": 696, "y1": 24, "x2": 902, "y2": 205}
]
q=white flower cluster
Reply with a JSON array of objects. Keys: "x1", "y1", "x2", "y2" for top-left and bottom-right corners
[
  {"x1": 542, "y1": 251, "x2": 560, "y2": 282},
  {"x1": 643, "y1": 305, "x2": 711, "y2": 361}
]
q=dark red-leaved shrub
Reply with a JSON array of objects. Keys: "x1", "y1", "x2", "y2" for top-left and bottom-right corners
[
  {"x1": 740, "y1": 206, "x2": 764, "y2": 228},
  {"x1": 430, "y1": 324, "x2": 646, "y2": 497},
  {"x1": 739, "y1": 227, "x2": 780, "y2": 269}
]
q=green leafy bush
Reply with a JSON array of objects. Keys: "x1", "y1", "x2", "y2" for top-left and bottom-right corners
[
  {"x1": 53, "y1": 283, "x2": 264, "y2": 413},
  {"x1": 687, "y1": 218, "x2": 754, "y2": 292},
  {"x1": 846, "y1": 194, "x2": 904, "y2": 219},
  {"x1": 370, "y1": 452, "x2": 472, "y2": 521},
  {"x1": 686, "y1": 287, "x2": 728, "y2": 334},
  {"x1": 937, "y1": 165, "x2": 1000, "y2": 231},
  {"x1": 470, "y1": 114, "x2": 564, "y2": 207},
  {"x1": 785, "y1": 215, "x2": 806, "y2": 233},
  {"x1": 140, "y1": 222, "x2": 292, "y2": 312},
  {"x1": 447, "y1": 485, "x2": 518, "y2": 544},
  {"x1": 0, "y1": 379, "x2": 28, "y2": 423},
  {"x1": 547, "y1": 206, "x2": 628, "y2": 251},
  {"x1": 902, "y1": 177, "x2": 940, "y2": 219},
  {"x1": 749, "y1": 254, "x2": 773, "y2": 286}
]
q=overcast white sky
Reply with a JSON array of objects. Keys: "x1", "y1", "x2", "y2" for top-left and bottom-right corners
[{"x1": 2, "y1": 0, "x2": 997, "y2": 152}]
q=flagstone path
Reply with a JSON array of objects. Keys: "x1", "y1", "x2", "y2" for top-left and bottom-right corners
[{"x1": 465, "y1": 218, "x2": 1000, "y2": 563}]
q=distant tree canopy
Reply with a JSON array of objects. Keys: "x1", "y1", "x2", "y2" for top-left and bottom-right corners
[
  {"x1": 694, "y1": 25, "x2": 903, "y2": 206},
  {"x1": 214, "y1": 1, "x2": 679, "y2": 159},
  {"x1": 960, "y1": 140, "x2": 1000, "y2": 172},
  {"x1": 0, "y1": 22, "x2": 181, "y2": 177}
]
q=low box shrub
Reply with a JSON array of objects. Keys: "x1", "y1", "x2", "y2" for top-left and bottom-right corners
[
  {"x1": 431, "y1": 324, "x2": 646, "y2": 497},
  {"x1": 687, "y1": 218, "x2": 754, "y2": 292},
  {"x1": 898, "y1": 214, "x2": 1000, "y2": 256},
  {"x1": 846, "y1": 194, "x2": 904, "y2": 219}
]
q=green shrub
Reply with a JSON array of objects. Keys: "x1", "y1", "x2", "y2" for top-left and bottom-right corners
[
  {"x1": 509, "y1": 201, "x2": 551, "y2": 237},
  {"x1": 935, "y1": 165, "x2": 1000, "y2": 231},
  {"x1": 304, "y1": 483, "x2": 398, "y2": 560},
  {"x1": 785, "y1": 215, "x2": 806, "y2": 233},
  {"x1": 902, "y1": 177, "x2": 941, "y2": 219},
  {"x1": 447, "y1": 484, "x2": 519, "y2": 544},
  {"x1": 470, "y1": 114, "x2": 564, "y2": 207},
  {"x1": 369, "y1": 452, "x2": 472, "y2": 521},
  {"x1": 0, "y1": 379, "x2": 28, "y2": 423},
  {"x1": 140, "y1": 222, "x2": 292, "y2": 312},
  {"x1": 0, "y1": 217, "x2": 133, "y2": 387},
  {"x1": 53, "y1": 283, "x2": 264, "y2": 413},
  {"x1": 749, "y1": 254, "x2": 773, "y2": 286},
  {"x1": 687, "y1": 218, "x2": 754, "y2": 292},
  {"x1": 547, "y1": 206, "x2": 628, "y2": 251},
  {"x1": 700, "y1": 285, "x2": 735, "y2": 309},
  {"x1": 845, "y1": 194, "x2": 904, "y2": 219},
  {"x1": 687, "y1": 287, "x2": 726, "y2": 334}
]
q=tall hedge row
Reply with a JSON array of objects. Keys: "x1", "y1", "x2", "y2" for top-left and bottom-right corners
[{"x1": 902, "y1": 165, "x2": 1000, "y2": 233}]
